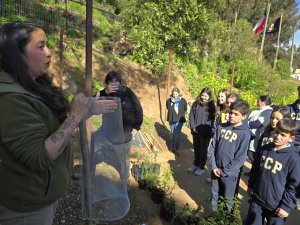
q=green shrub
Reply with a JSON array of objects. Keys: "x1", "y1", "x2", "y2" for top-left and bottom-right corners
[
  {"x1": 200, "y1": 197, "x2": 242, "y2": 225},
  {"x1": 160, "y1": 166, "x2": 176, "y2": 196},
  {"x1": 47, "y1": 34, "x2": 59, "y2": 49},
  {"x1": 182, "y1": 61, "x2": 229, "y2": 99},
  {"x1": 234, "y1": 59, "x2": 266, "y2": 91},
  {"x1": 276, "y1": 59, "x2": 291, "y2": 79},
  {"x1": 66, "y1": 28, "x2": 80, "y2": 38}
]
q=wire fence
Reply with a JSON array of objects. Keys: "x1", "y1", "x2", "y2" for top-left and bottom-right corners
[{"x1": 0, "y1": 0, "x2": 87, "y2": 31}]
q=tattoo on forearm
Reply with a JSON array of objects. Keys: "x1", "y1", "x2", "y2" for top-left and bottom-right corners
[
  {"x1": 62, "y1": 115, "x2": 77, "y2": 130},
  {"x1": 50, "y1": 115, "x2": 77, "y2": 143},
  {"x1": 51, "y1": 131, "x2": 65, "y2": 143}
]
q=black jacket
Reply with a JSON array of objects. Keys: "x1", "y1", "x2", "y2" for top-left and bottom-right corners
[
  {"x1": 100, "y1": 86, "x2": 143, "y2": 142},
  {"x1": 166, "y1": 97, "x2": 187, "y2": 123}
]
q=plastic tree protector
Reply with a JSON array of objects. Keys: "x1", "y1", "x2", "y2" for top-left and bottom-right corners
[{"x1": 80, "y1": 97, "x2": 130, "y2": 221}]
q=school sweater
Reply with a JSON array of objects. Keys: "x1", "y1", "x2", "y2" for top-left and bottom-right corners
[
  {"x1": 256, "y1": 130, "x2": 274, "y2": 152},
  {"x1": 287, "y1": 100, "x2": 300, "y2": 146},
  {"x1": 208, "y1": 121, "x2": 251, "y2": 177},
  {"x1": 189, "y1": 102, "x2": 214, "y2": 136},
  {"x1": 248, "y1": 106, "x2": 273, "y2": 152},
  {"x1": 248, "y1": 143, "x2": 300, "y2": 213}
]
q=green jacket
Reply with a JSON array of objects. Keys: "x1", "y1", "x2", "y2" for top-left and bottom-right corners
[{"x1": 0, "y1": 71, "x2": 73, "y2": 212}]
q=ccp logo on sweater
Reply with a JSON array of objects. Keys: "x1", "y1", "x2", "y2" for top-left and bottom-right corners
[
  {"x1": 220, "y1": 129, "x2": 237, "y2": 142},
  {"x1": 261, "y1": 155, "x2": 282, "y2": 174},
  {"x1": 290, "y1": 113, "x2": 300, "y2": 120}
]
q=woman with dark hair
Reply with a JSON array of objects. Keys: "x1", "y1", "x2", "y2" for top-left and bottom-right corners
[
  {"x1": 98, "y1": 70, "x2": 143, "y2": 180},
  {"x1": 166, "y1": 87, "x2": 187, "y2": 156},
  {"x1": 247, "y1": 95, "x2": 273, "y2": 162},
  {"x1": 0, "y1": 21, "x2": 117, "y2": 225},
  {"x1": 256, "y1": 106, "x2": 291, "y2": 151},
  {"x1": 187, "y1": 87, "x2": 216, "y2": 176}
]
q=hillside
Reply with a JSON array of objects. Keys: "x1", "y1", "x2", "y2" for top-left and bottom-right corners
[
  {"x1": 50, "y1": 48, "x2": 192, "y2": 123},
  {"x1": 50, "y1": 50, "x2": 300, "y2": 225}
]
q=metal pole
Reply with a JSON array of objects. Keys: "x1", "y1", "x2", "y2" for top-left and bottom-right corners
[
  {"x1": 259, "y1": 2, "x2": 271, "y2": 61},
  {"x1": 79, "y1": 0, "x2": 93, "y2": 224},
  {"x1": 290, "y1": 25, "x2": 296, "y2": 71},
  {"x1": 165, "y1": 48, "x2": 172, "y2": 124},
  {"x1": 230, "y1": 64, "x2": 235, "y2": 93},
  {"x1": 273, "y1": 13, "x2": 283, "y2": 69}
]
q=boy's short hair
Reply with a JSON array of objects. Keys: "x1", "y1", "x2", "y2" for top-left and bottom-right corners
[
  {"x1": 276, "y1": 118, "x2": 297, "y2": 136},
  {"x1": 230, "y1": 99, "x2": 250, "y2": 116}
]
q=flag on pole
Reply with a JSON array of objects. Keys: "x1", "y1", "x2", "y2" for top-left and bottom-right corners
[
  {"x1": 266, "y1": 17, "x2": 281, "y2": 34},
  {"x1": 253, "y1": 11, "x2": 266, "y2": 35}
]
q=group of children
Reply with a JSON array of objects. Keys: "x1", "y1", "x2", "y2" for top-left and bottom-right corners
[{"x1": 185, "y1": 86, "x2": 300, "y2": 225}]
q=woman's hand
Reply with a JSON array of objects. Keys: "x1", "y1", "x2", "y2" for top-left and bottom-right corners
[
  {"x1": 69, "y1": 93, "x2": 118, "y2": 122},
  {"x1": 105, "y1": 82, "x2": 119, "y2": 95},
  {"x1": 69, "y1": 93, "x2": 93, "y2": 122},
  {"x1": 89, "y1": 97, "x2": 118, "y2": 115}
]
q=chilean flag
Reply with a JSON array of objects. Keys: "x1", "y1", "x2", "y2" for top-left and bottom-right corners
[{"x1": 253, "y1": 11, "x2": 266, "y2": 35}]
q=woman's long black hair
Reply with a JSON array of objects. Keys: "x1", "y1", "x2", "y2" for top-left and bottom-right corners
[{"x1": 0, "y1": 22, "x2": 68, "y2": 122}]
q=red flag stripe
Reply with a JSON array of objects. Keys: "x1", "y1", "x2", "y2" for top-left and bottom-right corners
[{"x1": 253, "y1": 13, "x2": 266, "y2": 35}]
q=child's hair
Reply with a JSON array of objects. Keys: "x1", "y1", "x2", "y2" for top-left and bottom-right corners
[
  {"x1": 263, "y1": 106, "x2": 291, "y2": 136},
  {"x1": 259, "y1": 95, "x2": 272, "y2": 106},
  {"x1": 217, "y1": 89, "x2": 230, "y2": 112},
  {"x1": 194, "y1": 87, "x2": 216, "y2": 119},
  {"x1": 171, "y1": 87, "x2": 181, "y2": 96},
  {"x1": 226, "y1": 93, "x2": 240, "y2": 102},
  {"x1": 104, "y1": 71, "x2": 122, "y2": 84},
  {"x1": 230, "y1": 99, "x2": 250, "y2": 116},
  {"x1": 276, "y1": 118, "x2": 297, "y2": 136}
]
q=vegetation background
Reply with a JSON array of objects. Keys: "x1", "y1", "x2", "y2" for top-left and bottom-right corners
[
  {"x1": 2, "y1": 0, "x2": 300, "y2": 108},
  {"x1": 1, "y1": 0, "x2": 300, "y2": 224}
]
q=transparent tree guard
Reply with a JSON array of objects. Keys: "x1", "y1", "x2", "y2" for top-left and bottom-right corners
[
  {"x1": 80, "y1": 97, "x2": 130, "y2": 221},
  {"x1": 131, "y1": 131, "x2": 145, "y2": 147}
]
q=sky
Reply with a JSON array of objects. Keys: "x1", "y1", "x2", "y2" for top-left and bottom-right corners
[{"x1": 295, "y1": 0, "x2": 300, "y2": 46}]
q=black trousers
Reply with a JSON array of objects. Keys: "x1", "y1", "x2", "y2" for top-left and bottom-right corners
[{"x1": 192, "y1": 132, "x2": 210, "y2": 169}]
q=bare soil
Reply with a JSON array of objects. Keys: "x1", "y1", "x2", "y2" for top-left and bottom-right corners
[{"x1": 52, "y1": 53, "x2": 300, "y2": 225}]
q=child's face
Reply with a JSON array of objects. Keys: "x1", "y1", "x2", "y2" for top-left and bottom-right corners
[
  {"x1": 172, "y1": 91, "x2": 179, "y2": 99},
  {"x1": 270, "y1": 111, "x2": 283, "y2": 129},
  {"x1": 274, "y1": 129, "x2": 294, "y2": 149},
  {"x1": 217, "y1": 92, "x2": 227, "y2": 105},
  {"x1": 227, "y1": 97, "x2": 236, "y2": 106},
  {"x1": 229, "y1": 109, "x2": 246, "y2": 126},
  {"x1": 200, "y1": 92, "x2": 210, "y2": 103}
]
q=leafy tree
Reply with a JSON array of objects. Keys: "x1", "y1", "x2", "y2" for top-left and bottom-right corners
[
  {"x1": 121, "y1": 0, "x2": 211, "y2": 74},
  {"x1": 276, "y1": 59, "x2": 291, "y2": 79}
]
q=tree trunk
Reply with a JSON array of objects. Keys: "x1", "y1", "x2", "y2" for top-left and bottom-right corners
[{"x1": 165, "y1": 49, "x2": 172, "y2": 123}]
